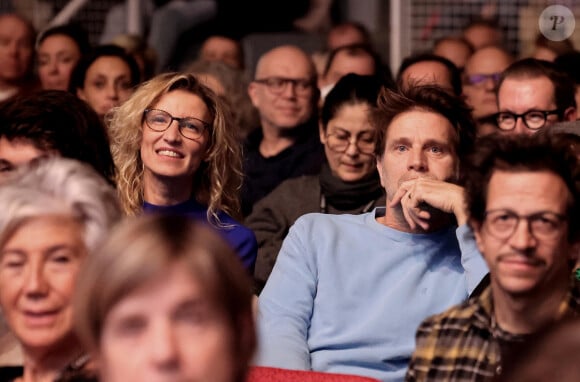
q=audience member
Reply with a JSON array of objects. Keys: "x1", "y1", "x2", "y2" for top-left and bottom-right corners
[
  {"x1": 312, "y1": 20, "x2": 373, "y2": 77},
  {"x1": 462, "y1": 18, "x2": 503, "y2": 50},
  {"x1": 462, "y1": 45, "x2": 513, "y2": 136},
  {"x1": 100, "y1": 0, "x2": 218, "y2": 73},
  {"x1": 496, "y1": 58, "x2": 576, "y2": 135},
  {"x1": 0, "y1": 13, "x2": 37, "y2": 101},
  {"x1": 74, "y1": 214, "x2": 255, "y2": 382},
  {"x1": 36, "y1": 23, "x2": 91, "y2": 91},
  {"x1": 69, "y1": 44, "x2": 141, "y2": 120},
  {"x1": 432, "y1": 35, "x2": 474, "y2": 72},
  {"x1": 396, "y1": 52, "x2": 462, "y2": 96},
  {"x1": 110, "y1": 33, "x2": 157, "y2": 81},
  {"x1": 531, "y1": 33, "x2": 574, "y2": 62},
  {"x1": 555, "y1": 50, "x2": 580, "y2": 113},
  {"x1": 247, "y1": 73, "x2": 385, "y2": 292},
  {"x1": 0, "y1": 89, "x2": 116, "y2": 183},
  {"x1": 326, "y1": 21, "x2": 371, "y2": 51},
  {"x1": 256, "y1": 85, "x2": 487, "y2": 381},
  {"x1": 198, "y1": 34, "x2": 244, "y2": 70},
  {"x1": 108, "y1": 72, "x2": 257, "y2": 271},
  {"x1": 0, "y1": 157, "x2": 120, "y2": 380},
  {"x1": 243, "y1": 45, "x2": 325, "y2": 216},
  {"x1": 318, "y1": 43, "x2": 392, "y2": 105},
  {"x1": 406, "y1": 133, "x2": 580, "y2": 381},
  {"x1": 185, "y1": 58, "x2": 259, "y2": 140}
]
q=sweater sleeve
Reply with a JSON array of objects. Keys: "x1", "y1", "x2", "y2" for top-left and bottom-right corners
[
  {"x1": 255, "y1": 216, "x2": 317, "y2": 370},
  {"x1": 245, "y1": 194, "x2": 292, "y2": 292},
  {"x1": 456, "y1": 224, "x2": 489, "y2": 294}
]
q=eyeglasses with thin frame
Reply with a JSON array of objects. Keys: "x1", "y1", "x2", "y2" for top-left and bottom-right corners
[
  {"x1": 253, "y1": 77, "x2": 315, "y2": 95},
  {"x1": 464, "y1": 72, "x2": 502, "y2": 86},
  {"x1": 483, "y1": 209, "x2": 567, "y2": 241},
  {"x1": 143, "y1": 109, "x2": 210, "y2": 140},
  {"x1": 325, "y1": 131, "x2": 376, "y2": 154},
  {"x1": 495, "y1": 109, "x2": 562, "y2": 131}
]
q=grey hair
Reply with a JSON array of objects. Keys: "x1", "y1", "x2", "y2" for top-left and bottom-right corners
[{"x1": 0, "y1": 157, "x2": 121, "y2": 252}]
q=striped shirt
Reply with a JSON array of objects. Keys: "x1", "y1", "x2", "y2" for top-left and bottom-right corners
[{"x1": 405, "y1": 277, "x2": 580, "y2": 382}]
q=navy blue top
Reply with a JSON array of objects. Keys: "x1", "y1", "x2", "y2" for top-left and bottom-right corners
[{"x1": 143, "y1": 199, "x2": 257, "y2": 272}]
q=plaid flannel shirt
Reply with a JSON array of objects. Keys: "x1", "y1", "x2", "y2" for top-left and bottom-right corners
[{"x1": 405, "y1": 277, "x2": 580, "y2": 382}]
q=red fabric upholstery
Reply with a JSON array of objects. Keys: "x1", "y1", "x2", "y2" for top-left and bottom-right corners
[{"x1": 246, "y1": 366, "x2": 381, "y2": 382}]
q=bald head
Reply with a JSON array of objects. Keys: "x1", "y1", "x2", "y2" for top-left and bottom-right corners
[
  {"x1": 255, "y1": 45, "x2": 316, "y2": 80},
  {"x1": 463, "y1": 46, "x2": 513, "y2": 119}
]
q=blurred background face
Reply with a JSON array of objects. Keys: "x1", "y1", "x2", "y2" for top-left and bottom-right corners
[
  {"x1": 0, "y1": 215, "x2": 86, "y2": 352},
  {"x1": 37, "y1": 34, "x2": 82, "y2": 91},
  {"x1": 76, "y1": 56, "x2": 133, "y2": 118},
  {"x1": 98, "y1": 262, "x2": 237, "y2": 382},
  {"x1": 320, "y1": 102, "x2": 376, "y2": 182},
  {"x1": 0, "y1": 137, "x2": 51, "y2": 175},
  {"x1": 462, "y1": 47, "x2": 513, "y2": 119},
  {"x1": 249, "y1": 47, "x2": 316, "y2": 131},
  {"x1": 327, "y1": 25, "x2": 368, "y2": 50},
  {"x1": 433, "y1": 39, "x2": 472, "y2": 72},
  {"x1": 200, "y1": 36, "x2": 243, "y2": 70},
  {"x1": 0, "y1": 15, "x2": 33, "y2": 84}
]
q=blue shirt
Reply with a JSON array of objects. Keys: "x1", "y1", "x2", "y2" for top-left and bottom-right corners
[{"x1": 143, "y1": 199, "x2": 257, "y2": 272}]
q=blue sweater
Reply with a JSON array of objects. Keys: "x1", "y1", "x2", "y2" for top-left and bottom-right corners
[
  {"x1": 143, "y1": 199, "x2": 257, "y2": 272},
  {"x1": 256, "y1": 208, "x2": 488, "y2": 381}
]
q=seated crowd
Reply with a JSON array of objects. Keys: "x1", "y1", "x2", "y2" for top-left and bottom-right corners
[{"x1": 1, "y1": 8, "x2": 580, "y2": 382}]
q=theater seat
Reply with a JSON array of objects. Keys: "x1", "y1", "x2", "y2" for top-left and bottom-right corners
[{"x1": 246, "y1": 366, "x2": 381, "y2": 382}]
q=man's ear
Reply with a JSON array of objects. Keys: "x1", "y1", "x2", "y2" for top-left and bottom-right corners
[
  {"x1": 319, "y1": 121, "x2": 326, "y2": 144},
  {"x1": 376, "y1": 156, "x2": 385, "y2": 189},
  {"x1": 77, "y1": 88, "x2": 87, "y2": 101},
  {"x1": 563, "y1": 106, "x2": 577, "y2": 121}
]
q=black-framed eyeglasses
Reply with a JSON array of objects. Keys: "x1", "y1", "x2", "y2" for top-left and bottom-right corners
[
  {"x1": 464, "y1": 72, "x2": 502, "y2": 86},
  {"x1": 495, "y1": 109, "x2": 562, "y2": 131},
  {"x1": 325, "y1": 131, "x2": 376, "y2": 154},
  {"x1": 483, "y1": 209, "x2": 567, "y2": 241},
  {"x1": 253, "y1": 77, "x2": 315, "y2": 95},
  {"x1": 143, "y1": 109, "x2": 210, "y2": 140}
]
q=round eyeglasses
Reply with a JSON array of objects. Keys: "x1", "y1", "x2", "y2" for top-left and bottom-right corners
[
  {"x1": 483, "y1": 209, "x2": 567, "y2": 241},
  {"x1": 253, "y1": 77, "x2": 315, "y2": 96},
  {"x1": 143, "y1": 109, "x2": 210, "y2": 140},
  {"x1": 325, "y1": 131, "x2": 376, "y2": 154},
  {"x1": 495, "y1": 109, "x2": 561, "y2": 131}
]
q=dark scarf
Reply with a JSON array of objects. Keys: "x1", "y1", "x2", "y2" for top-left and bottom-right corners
[{"x1": 319, "y1": 161, "x2": 384, "y2": 211}]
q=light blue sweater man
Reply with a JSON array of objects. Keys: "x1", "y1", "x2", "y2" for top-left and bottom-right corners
[{"x1": 255, "y1": 85, "x2": 489, "y2": 381}]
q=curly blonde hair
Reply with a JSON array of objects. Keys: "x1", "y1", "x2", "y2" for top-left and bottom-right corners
[{"x1": 107, "y1": 72, "x2": 242, "y2": 222}]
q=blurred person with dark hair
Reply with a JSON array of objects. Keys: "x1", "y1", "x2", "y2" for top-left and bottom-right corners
[
  {"x1": 36, "y1": 23, "x2": 91, "y2": 91},
  {"x1": 0, "y1": 89, "x2": 116, "y2": 184},
  {"x1": 69, "y1": 44, "x2": 141, "y2": 120},
  {"x1": 396, "y1": 52, "x2": 462, "y2": 96},
  {"x1": 198, "y1": 35, "x2": 244, "y2": 71}
]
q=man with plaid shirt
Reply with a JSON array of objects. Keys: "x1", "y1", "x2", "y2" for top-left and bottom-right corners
[{"x1": 406, "y1": 134, "x2": 580, "y2": 382}]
